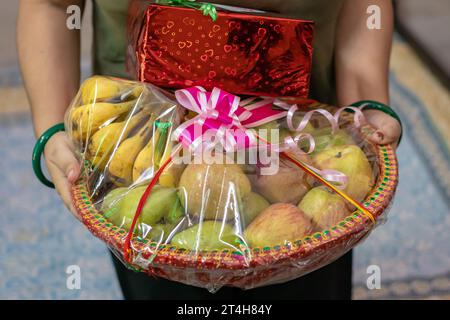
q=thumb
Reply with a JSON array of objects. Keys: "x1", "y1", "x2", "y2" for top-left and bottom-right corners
[
  {"x1": 363, "y1": 109, "x2": 402, "y2": 146},
  {"x1": 45, "y1": 136, "x2": 81, "y2": 183},
  {"x1": 368, "y1": 129, "x2": 386, "y2": 145}
]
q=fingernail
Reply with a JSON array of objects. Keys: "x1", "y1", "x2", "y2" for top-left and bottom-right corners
[
  {"x1": 376, "y1": 131, "x2": 384, "y2": 141},
  {"x1": 67, "y1": 169, "x2": 75, "y2": 181}
]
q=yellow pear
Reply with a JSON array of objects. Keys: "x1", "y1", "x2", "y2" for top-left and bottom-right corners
[
  {"x1": 313, "y1": 145, "x2": 373, "y2": 202},
  {"x1": 178, "y1": 162, "x2": 251, "y2": 220}
]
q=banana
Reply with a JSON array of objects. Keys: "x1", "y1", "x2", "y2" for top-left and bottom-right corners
[
  {"x1": 158, "y1": 141, "x2": 185, "y2": 188},
  {"x1": 132, "y1": 128, "x2": 163, "y2": 183},
  {"x1": 132, "y1": 120, "x2": 184, "y2": 187},
  {"x1": 69, "y1": 99, "x2": 137, "y2": 142},
  {"x1": 81, "y1": 76, "x2": 131, "y2": 104},
  {"x1": 132, "y1": 122, "x2": 181, "y2": 186},
  {"x1": 108, "y1": 115, "x2": 156, "y2": 186},
  {"x1": 86, "y1": 109, "x2": 151, "y2": 170}
]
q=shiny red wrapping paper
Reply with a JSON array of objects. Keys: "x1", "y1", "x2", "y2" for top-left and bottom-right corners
[{"x1": 127, "y1": 3, "x2": 314, "y2": 97}]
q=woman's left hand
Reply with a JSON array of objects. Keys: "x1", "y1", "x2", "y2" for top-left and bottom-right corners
[{"x1": 363, "y1": 109, "x2": 402, "y2": 148}]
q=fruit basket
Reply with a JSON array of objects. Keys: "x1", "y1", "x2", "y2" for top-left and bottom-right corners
[{"x1": 34, "y1": 76, "x2": 398, "y2": 292}]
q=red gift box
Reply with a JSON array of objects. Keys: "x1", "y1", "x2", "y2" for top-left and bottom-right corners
[{"x1": 127, "y1": 3, "x2": 314, "y2": 98}]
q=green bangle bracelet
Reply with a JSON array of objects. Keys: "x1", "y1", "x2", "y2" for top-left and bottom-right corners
[
  {"x1": 32, "y1": 123, "x2": 65, "y2": 188},
  {"x1": 350, "y1": 100, "x2": 403, "y2": 145}
]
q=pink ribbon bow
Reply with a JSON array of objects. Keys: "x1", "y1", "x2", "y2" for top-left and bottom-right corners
[{"x1": 173, "y1": 86, "x2": 287, "y2": 152}]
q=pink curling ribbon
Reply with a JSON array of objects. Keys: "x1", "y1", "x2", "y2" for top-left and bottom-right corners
[
  {"x1": 269, "y1": 100, "x2": 366, "y2": 189},
  {"x1": 272, "y1": 100, "x2": 366, "y2": 134}
]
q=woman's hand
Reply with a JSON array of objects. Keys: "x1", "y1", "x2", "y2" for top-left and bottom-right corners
[
  {"x1": 363, "y1": 109, "x2": 402, "y2": 148},
  {"x1": 44, "y1": 132, "x2": 81, "y2": 219}
]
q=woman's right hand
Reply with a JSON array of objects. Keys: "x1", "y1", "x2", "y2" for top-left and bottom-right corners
[{"x1": 44, "y1": 131, "x2": 81, "y2": 220}]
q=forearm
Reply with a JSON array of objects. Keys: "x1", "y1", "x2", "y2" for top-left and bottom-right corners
[
  {"x1": 335, "y1": 0, "x2": 393, "y2": 106},
  {"x1": 17, "y1": 0, "x2": 85, "y2": 137}
]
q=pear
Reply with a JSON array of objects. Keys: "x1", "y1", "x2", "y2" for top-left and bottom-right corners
[
  {"x1": 313, "y1": 145, "x2": 373, "y2": 202},
  {"x1": 251, "y1": 159, "x2": 312, "y2": 204},
  {"x1": 298, "y1": 187, "x2": 351, "y2": 231},
  {"x1": 104, "y1": 185, "x2": 181, "y2": 235},
  {"x1": 101, "y1": 187, "x2": 128, "y2": 217},
  {"x1": 241, "y1": 192, "x2": 269, "y2": 227},
  {"x1": 178, "y1": 162, "x2": 251, "y2": 220},
  {"x1": 244, "y1": 203, "x2": 313, "y2": 248},
  {"x1": 170, "y1": 221, "x2": 240, "y2": 251},
  {"x1": 146, "y1": 221, "x2": 182, "y2": 243}
]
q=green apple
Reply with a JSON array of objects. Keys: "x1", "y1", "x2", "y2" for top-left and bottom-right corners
[
  {"x1": 313, "y1": 145, "x2": 373, "y2": 202},
  {"x1": 244, "y1": 203, "x2": 313, "y2": 247},
  {"x1": 298, "y1": 186, "x2": 351, "y2": 231},
  {"x1": 241, "y1": 192, "x2": 270, "y2": 227},
  {"x1": 170, "y1": 221, "x2": 240, "y2": 251}
]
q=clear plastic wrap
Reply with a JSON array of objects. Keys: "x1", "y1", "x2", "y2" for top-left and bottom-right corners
[{"x1": 67, "y1": 76, "x2": 398, "y2": 292}]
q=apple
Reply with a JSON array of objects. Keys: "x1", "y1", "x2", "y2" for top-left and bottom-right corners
[
  {"x1": 244, "y1": 203, "x2": 313, "y2": 247},
  {"x1": 298, "y1": 186, "x2": 351, "y2": 231}
]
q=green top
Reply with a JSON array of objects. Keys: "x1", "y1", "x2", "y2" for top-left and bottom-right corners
[{"x1": 93, "y1": 0, "x2": 344, "y2": 103}]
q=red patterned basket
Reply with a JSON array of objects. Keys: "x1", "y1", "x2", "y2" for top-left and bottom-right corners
[{"x1": 71, "y1": 110, "x2": 399, "y2": 290}]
